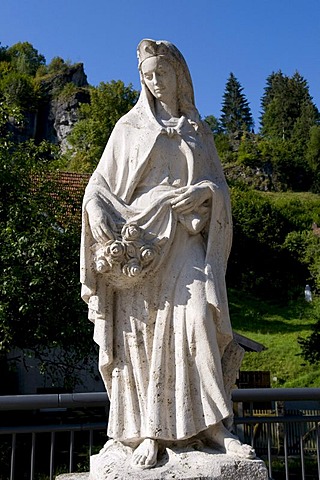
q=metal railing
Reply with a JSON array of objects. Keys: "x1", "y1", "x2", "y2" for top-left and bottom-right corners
[
  {"x1": 0, "y1": 389, "x2": 319, "y2": 480},
  {"x1": 232, "y1": 388, "x2": 320, "y2": 480}
]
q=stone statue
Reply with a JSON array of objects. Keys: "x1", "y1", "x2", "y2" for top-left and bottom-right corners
[{"x1": 80, "y1": 39, "x2": 256, "y2": 473}]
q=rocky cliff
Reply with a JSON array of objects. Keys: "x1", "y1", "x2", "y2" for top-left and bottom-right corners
[{"x1": 13, "y1": 63, "x2": 90, "y2": 151}]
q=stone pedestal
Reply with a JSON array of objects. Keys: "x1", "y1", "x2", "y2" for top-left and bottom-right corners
[{"x1": 57, "y1": 442, "x2": 269, "y2": 480}]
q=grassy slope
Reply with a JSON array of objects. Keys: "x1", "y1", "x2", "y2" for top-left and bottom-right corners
[
  {"x1": 228, "y1": 288, "x2": 320, "y2": 388},
  {"x1": 262, "y1": 191, "x2": 320, "y2": 228}
]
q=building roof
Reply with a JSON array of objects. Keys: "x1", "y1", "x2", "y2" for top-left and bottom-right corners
[{"x1": 234, "y1": 332, "x2": 266, "y2": 352}]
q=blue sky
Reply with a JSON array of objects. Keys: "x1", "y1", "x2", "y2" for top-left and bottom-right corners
[{"x1": 1, "y1": 0, "x2": 320, "y2": 128}]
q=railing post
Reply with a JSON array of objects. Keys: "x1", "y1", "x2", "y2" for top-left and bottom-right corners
[
  {"x1": 69, "y1": 430, "x2": 74, "y2": 472},
  {"x1": 317, "y1": 421, "x2": 320, "y2": 480},
  {"x1": 299, "y1": 423, "x2": 306, "y2": 480},
  {"x1": 266, "y1": 423, "x2": 272, "y2": 479},
  {"x1": 283, "y1": 425, "x2": 289, "y2": 480},
  {"x1": 89, "y1": 429, "x2": 93, "y2": 457},
  {"x1": 276, "y1": 400, "x2": 285, "y2": 454},
  {"x1": 30, "y1": 432, "x2": 36, "y2": 480},
  {"x1": 10, "y1": 433, "x2": 16, "y2": 480},
  {"x1": 49, "y1": 431, "x2": 55, "y2": 480}
]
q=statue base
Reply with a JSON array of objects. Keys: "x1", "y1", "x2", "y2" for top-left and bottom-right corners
[{"x1": 57, "y1": 440, "x2": 269, "y2": 479}]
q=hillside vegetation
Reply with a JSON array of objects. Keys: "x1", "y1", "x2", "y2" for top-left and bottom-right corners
[
  {"x1": 229, "y1": 289, "x2": 320, "y2": 388},
  {"x1": 0, "y1": 41, "x2": 319, "y2": 389}
]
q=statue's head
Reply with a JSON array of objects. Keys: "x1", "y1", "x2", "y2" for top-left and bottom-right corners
[{"x1": 137, "y1": 39, "x2": 196, "y2": 119}]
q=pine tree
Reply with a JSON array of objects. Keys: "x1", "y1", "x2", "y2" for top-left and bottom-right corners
[
  {"x1": 220, "y1": 73, "x2": 254, "y2": 136},
  {"x1": 260, "y1": 70, "x2": 319, "y2": 140}
]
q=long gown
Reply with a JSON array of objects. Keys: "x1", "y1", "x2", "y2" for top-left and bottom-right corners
[{"x1": 81, "y1": 91, "x2": 234, "y2": 443}]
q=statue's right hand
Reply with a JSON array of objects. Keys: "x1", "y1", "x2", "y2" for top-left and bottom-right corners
[{"x1": 86, "y1": 199, "x2": 115, "y2": 244}]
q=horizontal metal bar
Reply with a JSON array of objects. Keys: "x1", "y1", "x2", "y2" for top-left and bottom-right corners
[
  {"x1": 0, "y1": 422, "x2": 107, "y2": 435},
  {"x1": 232, "y1": 388, "x2": 320, "y2": 402},
  {"x1": 234, "y1": 415, "x2": 320, "y2": 425},
  {"x1": 0, "y1": 392, "x2": 109, "y2": 411},
  {"x1": 2, "y1": 415, "x2": 317, "y2": 434},
  {"x1": 0, "y1": 388, "x2": 319, "y2": 412}
]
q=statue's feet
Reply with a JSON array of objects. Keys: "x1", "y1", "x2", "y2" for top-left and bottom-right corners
[
  {"x1": 132, "y1": 438, "x2": 158, "y2": 469},
  {"x1": 206, "y1": 422, "x2": 256, "y2": 459},
  {"x1": 224, "y1": 437, "x2": 256, "y2": 459}
]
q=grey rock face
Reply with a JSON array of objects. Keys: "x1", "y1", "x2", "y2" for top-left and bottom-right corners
[
  {"x1": 10, "y1": 63, "x2": 90, "y2": 150},
  {"x1": 51, "y1": 89, "x2": 90, "y2": 152}
]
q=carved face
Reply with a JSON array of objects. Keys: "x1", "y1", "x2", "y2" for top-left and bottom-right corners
[{"x1": 141, "y1": 56, "x2": 177, "y2": 104}]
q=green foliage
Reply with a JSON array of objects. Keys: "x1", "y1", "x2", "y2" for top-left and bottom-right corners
[
  {"x1": 265, "y1": 191, "x2": 320, "y2": 230},
  {"x1": 220, "y1": 72, "x2": 254, "y2": 136},
  {"x1": 0, "y1": 107, "x2": 94, "y2": 389},
  {"x1": 0, "y1": 42, "x2": 47, "y2": 114},
  {"x1": 230, "y1": 289, "x2": 320, "y2": 387},
  {"x1": 284, "y1": 230, "x2": 320, "y2": 291},
  {"x1": 47, "y1": 56, "x2": 69, "y2": 74},
  {"x1": 66, "y1": 80, "x2": 139, "y2": 172},
  {"x1": 0, "y1": 40, "x2": 91, "y2": 151},
  {"x1": 307, "y1": 125, "x2": 320, "y2": 171},
  {"x1": 204, "y1": 115, "x2": 222, "y2": 135},
  {"x1": 0, "y1": 101, "x2": 23, "y2": 135},
  {"x1": 57, "y1": 82, "x2": 83, "y2": 101},
  {"x1": 236, "y1": 132, "x2": 262, "y2": 167},
  {"x1": 298, "y1": 301, "x2": 320, "y2": 365},
  {"x1": 1, "y1": 40, "x2": 320, "y2": 387},
  {"x1": 207, "y1": 69, "x2": 319, "y2": 192},
  {"x1": 260, "y1": 71, "x2": 319, "y2": 141},
  {"x1": 306, "y1": 125, "x2": 320, "y2": 192},
  {"x1": 214, "y1": 132, "x2": 236, "y2": 164},
  {"x1": 0, "y1": 71, "x2": 41, "y2": 110},
  {"x1": 222, "y1": 132, "x2": 314, "y2": 191},
  {"x1": 228, "y1": 188, "x2": 320, "y2": 300},
  {"x1": 6, "y1": 41, "x2": 45, "y2": 76},
  {"x1": 263, "y1": 138, "x2": 313, "y2": 191}
]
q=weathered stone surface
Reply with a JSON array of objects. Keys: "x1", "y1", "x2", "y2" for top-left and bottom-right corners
[
  {"x1": 89, "y1": 443, "x2": 269, "y2": 479},
  {"x1": 51, "y1": 89, "x2": 90, "y2": 152},
  {"x1": 56, "y1": 447, "x2": 269, "y2": 479},
  {"x1": 80, "y1": 38, "x2": 267, "y2": 476},
  {"x1": 10, "y1": 62, "x2": 90, "y2": 149}
]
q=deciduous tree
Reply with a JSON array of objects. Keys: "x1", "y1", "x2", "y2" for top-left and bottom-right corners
[
  {"x1": 0, "y1": 104, "x2": 94, "y2": 390},
  {"x1": 6, "y1": 41, "x2": 45, "y2": 76},
  {"x1": 66, "y1": 80, "x2": 139, "y2": 172}
]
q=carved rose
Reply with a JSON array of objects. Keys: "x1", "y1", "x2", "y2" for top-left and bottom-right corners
[
  {"x1": 140, "y1": 247, "x2": 155, "y2": 265},
  {"x1": 122, "y1": 259, "x2": 142, "y2": 278},
  {"x1": 122, "y1": 223, "x2": 141, "y2": 241},
  {"x1": 91, "y1": 221, "x2": 159, "y2": 285},
  {"x1": 108, "y1": 240, "x2": 125, "y2": 260},
  {"x1": 95, "y1": 258, "x2": 111, "y2": 273}
]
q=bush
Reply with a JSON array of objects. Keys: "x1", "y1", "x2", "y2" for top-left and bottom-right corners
[
  {"x1": 57, "y1": 82, "x2": 83, "y2": 101},
  {"x1": 7, "y1": 41, "x2": 45, "y2": 76},
  {"x1": 284, "y1": 230, "x2": 320, "y2": 291},
  {"x1": 298, "y1": 300, "x2": 320, "y2": 364},
  {"x1": 228, "y1": 188, "x2": 311, "y2": 300},
  {"x1": 0, "y1": 118, "x2": 94, "y2": 388},
  {"x1": 47, "y1": 56, "x2": 68, "y2": 74},
  {"x1": 0, "y1": 71, "x2": 40, "y2": 110}
]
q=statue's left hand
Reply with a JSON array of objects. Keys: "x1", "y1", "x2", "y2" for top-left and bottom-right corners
[{"x1": 170, "y1": 184, "x2": 211, "y2": 214}]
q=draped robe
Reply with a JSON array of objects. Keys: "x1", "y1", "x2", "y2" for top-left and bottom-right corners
[{"x1": 80, "y1": 89, "x2": 234, "y2": 442}]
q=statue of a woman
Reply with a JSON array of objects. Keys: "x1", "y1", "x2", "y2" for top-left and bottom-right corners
[{"x1": 81, "y1": 39, "x2": 255, "y2": 469}]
